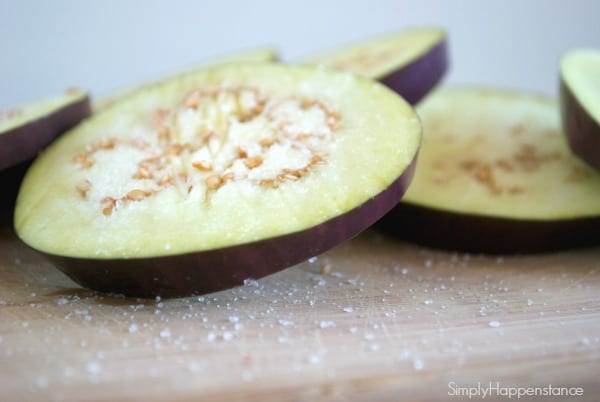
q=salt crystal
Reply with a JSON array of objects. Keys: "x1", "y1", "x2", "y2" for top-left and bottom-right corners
[
  {"x1": 308, "y1": 354, "x2": 320, "y2": 364},
  {"x1": 222, "y1": 331, "x2": 233, "y2": 341},
  {"x1": 401, "y1": 268, "x2": 409, "y2": 275},
  {"x1": 234, "y1": 323, "x2": 244, "y2": 331},
  {"x1": 164, "y1": 243, "x2": 171, "y2": 251},
  {"x1": 581, "y1": 337, "x2": 591, "y2": 346},
  {"x1": 229, "y1": 316, "x2": 239, "y2": 323},
  {"x1": 342, "y1": 307, "x2": 354, "y2": 313},
  {"x1": 206, "y1": 333, "x2": 217, "y2": 342},
  {"x1": 155, "y1": 296, "x2": 161, "y2": 302},
  {"x1": 243, "y1": 279, "x2": 259, "y2": 287},
  {"x1": 159, "y1": 328, "x2": 171, "y2": 338},
  {"x1": 22, "y1": 321, "x2": 29, "y2": 328},
  {"x1": 319, "y1": 321, "x2": 336, "y2": 329},
  {"x1": 278, "y1": 319, "x2": 294, "y2": 327},
  {"x1": 57, "y1": 298, "x2": 69, "y2": 305},
  {"x1": 364, "y1": 333, "x2": 375, "y2": 341},
  {"x1": 527, "y1": 299, "x2": 534, "y2": 306},
  {"x1": 86, "y1": 361, "x2": 101, "y2": 374},
  {"x1": 35, "y1": 376, "x2": 48, "y2": 388},
  {"x1": 308, "y1": 256, "x2": 318, "y2": 264},
  {"x1": 128, "y1": 324, "x2": 138, "y2": 333},
  {"x1": 370, "y1": 343, "x2": 380, "y2": 352},
  {"x1": 488, "y1": 320, "x2": 501, "y2": 328},
  {"x1": 412, "y1": 358, "x2": 424, "y2": 370},
  {"x1": 423, "y1": 300, "x2": 433, "y2": 305}
]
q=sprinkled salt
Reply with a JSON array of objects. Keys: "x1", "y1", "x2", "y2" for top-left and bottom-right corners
[
  {"x1": 423, "y1": 300, "x2": 433, "y2": 305},
  {"x1": 35, "y1": 376, "x2": 48, "y2": 389},
  {"x1": 319, "y1": 321, "x2": 336, "y2": 329},
  {"x1": 488, "y1": 320, "x2": 501, "y2": 328},
  {"x1": 222, "y1": 331, "x2": 234, "y2": 341},
  {"x1": 164, "y1": 243, "x2": 172, "y2": 251},
  {"x1": 412, "y1": 358, "x2": 424, "y2": 370},
  {"x1": 128, "y1": 324, "x2": 138, "y2": 333},
  {"x1": 86, "y1": 361, "x2": 101, "y2": 374},
  {"x1": 244, "y1": 278, "x2": 259, "y2": 287},
  {"x1": 57, "y1": 297, "x2": 69, "y2": 305},
  {"x1": 308, "y1": 354, "x2": 321, "y2": 364},
  {"x1": 229, "y1": 316, "x2": 239, "y2": 323},
  {"x1": 581, "y1": 337, "x2": 591, "y2": 346},
  {"x1": 159, "y1": 328, "x2": 171, "y2": 338},
  {"x1": 401, "y1": 268, "x2": 409, "y2": 275},
  {"x1": 206, "y1": 333, "x2": 217, "y2": 342},
  {"x1": 308, "y1": 256, "x2": 318, "y2": 264},
  {"x1": 342, "y1": 307, "x2": 354, "y2": 313},
  {"x1": 527, "y1": 299, "x2": 534, "y2": 306}
]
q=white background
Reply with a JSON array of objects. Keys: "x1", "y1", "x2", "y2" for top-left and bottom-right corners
[{"x1": 1, "y1": 0, "x2": 599, "y2": 109}]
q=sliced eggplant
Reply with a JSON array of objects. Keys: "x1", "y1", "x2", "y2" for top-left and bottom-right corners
[
  {"x1": 560, "y1": 48, "x2": 600, "y2": 170},
  {"x1": 304, "y1": 28, "x2": 448, "y2": 104},
  {"x1": 378, "y1": 87, "x2": 600, "y2": 253},
  {"x1": 15, "y1": 63, "x2": 421, "y2": 297},
  {"x1": 0, "y1": 89, "x2": 91, "y2": 170},
  {"x1": 94, "y1": 47, "x2": 279, "y2": 111}
]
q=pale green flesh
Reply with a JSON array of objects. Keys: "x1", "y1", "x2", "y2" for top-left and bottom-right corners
[
  {"x1": 94, "y1": 47, "x2": 279, "y2": 112},
  {"x1": 561, "y1": 48, "x2": 600, "y2": 123},
  {"x1": 0, "y1": 89, "x2": 86, "y2": 133},
  {"x1": 304, "y1": 28, "x2": 445, "y2": 79},
  {"x1": 16, "y1": 63, "x2": 420, "y2": 259},
  {"x1": 404, "y1": 87, "x2": 600, "y2": 220}
]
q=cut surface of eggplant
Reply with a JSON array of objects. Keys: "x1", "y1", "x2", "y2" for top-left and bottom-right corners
[
  {"x1": 0, "y1": 89, "x2": 91, "y2": 170},
  {"x1": 560, "y1": 48, "x2": 600, "y2": 170},
  {"x1": 15, "y1": 63, "x2": 420, "y2": 296},
  {"x1": 304, "y1": 28, "x2": 448, "y2": 104},
  {"x1": 378, "y1": 87, "x2": 600, "y2": 253}
]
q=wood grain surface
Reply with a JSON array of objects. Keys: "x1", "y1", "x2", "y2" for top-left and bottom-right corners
[{"x1": 1, "y1": 222, "x2": 599, "y2": 401}]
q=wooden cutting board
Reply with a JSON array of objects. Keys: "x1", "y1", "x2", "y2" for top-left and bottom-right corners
[{"x1": 1, "y1": 221, "x2": 599, "y2": 402}]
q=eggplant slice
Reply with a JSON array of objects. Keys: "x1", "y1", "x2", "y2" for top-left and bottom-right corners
[
  {"x1": 560, "y1": 48, "x2": 600, "y2": 170},
  {"x1": 378, "y1": 87, "x2": 600, "y2": 253},
  {"x1": 304, "y1": 27, "x2": 448, "y2": 104},
  {"x1": 15, "y1": 63, "x2": 421, "y2": 297}
]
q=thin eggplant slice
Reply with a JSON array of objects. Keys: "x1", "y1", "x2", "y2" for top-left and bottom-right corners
[
  {"x1": 378, "y1": 87, "x2": 600, "y2": 253},
  {"x1": 560, "y1": 48, "x2": 600, "y2": 170},
  {"x1": 0, "y1": 89, "x2": 91, "y2": 170},
  {"x1": 15, "y1": 63, "x2": 420, "y2": 297},
  {"x1": 304, "y1": 28, "x2": 448, "y2": 104}
]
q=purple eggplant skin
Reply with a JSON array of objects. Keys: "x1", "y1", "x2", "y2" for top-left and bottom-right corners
[
  {"x1": 380, "y1": 39, "x2": 449, "y2": 105},
  {"x1": 42, "y1": 157, "x2": 417, "y2": 298},
  {"x1": 560, "y1": 79, "x2": 600, "y2": 170},
  {"x1": 0, "y1": 95, "x2": 91, "y2": 171},
  {"x1": 377, "y1": 202, "x2": 600, "y2": 254}
]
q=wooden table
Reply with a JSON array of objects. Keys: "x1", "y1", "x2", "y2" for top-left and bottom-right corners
[{"x1": 1, "y1": 222, "x2": 599, "y2": 401}]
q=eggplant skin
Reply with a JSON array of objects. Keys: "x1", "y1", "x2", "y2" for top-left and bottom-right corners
[
  {"x1": 377, "y1": 202, "x2": 600, "y2": 254},
  {"x1": 44, "y1": 157, "x2": 416, "y2": 298},
  {"x1": 381, "y1": 39, "x2": 449, "y2": 105},
  {"x1": 560, "y1": 79, "x2": 600, "y2": 170},
  {"x1": 0, "y1": 96, "x2": 91, "y2": 170}
]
